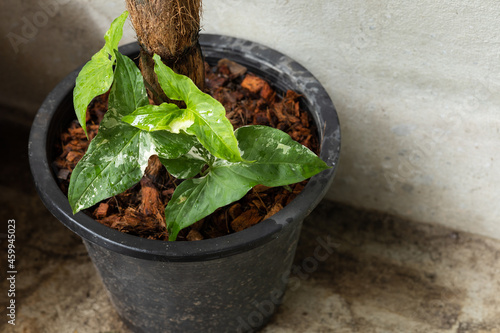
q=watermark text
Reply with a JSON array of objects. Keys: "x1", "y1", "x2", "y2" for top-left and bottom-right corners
[{"x1": 6, "y1": 219, "x2": 17, "y2": 326}]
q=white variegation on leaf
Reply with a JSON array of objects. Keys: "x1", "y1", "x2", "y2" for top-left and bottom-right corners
[
  {"x1": 164, "y1": 125, "x2": 330, "y2": 240},
  {"x1": 68, "y1": 49, "x2": 194, "y2": 214},
  {"x1": 152, "y1": 54, "x2": 242, "y2": 162},
  {"x1": 69, "y1": 11, "x2": 329, "y2": 241},
  {"x1": 122, "y1": 103, "x2": 195, "y2": 133}
]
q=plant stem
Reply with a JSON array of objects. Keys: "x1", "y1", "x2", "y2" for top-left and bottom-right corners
[{"x1": 125, "y1": 0, "x2": 205, "y2": 182}]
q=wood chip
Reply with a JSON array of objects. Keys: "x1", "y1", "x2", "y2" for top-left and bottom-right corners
[
  {"x1": 218, "y1": 58, "x2": 247, "y2": 77},
  {"x1": 251, "y1": 198, "x2": 266, "y2": 211},
  {"x1": 95, "y1": 203, "x2": 109, "y2": 219},
  {"x1": 260, "y1": 81, "x2": 275, "y2": 101},
  {"x1": 253, "y1": 184, "x2": 272, "y2": 193},
  {"x1": 144, "y1": 155, "x2": 164, "y2": 183},
  {"x1": 190, "y1": 219, "x2": 205, "y2": 231},
  {"x1": 162, "y1": 188, "x2": 175, "y2": 198},
  {"x1": 57, "y1": 168, "x2": 71, "y2": 180},
  {"x1": 228, "y1": 203, "x2": 242, "y2": 220},
  {"x1": 263, "y1": 203, "x2": 283, "y2": 220},
  {"x1": 66, "y1": 151, "x2": 83, "y2": 163},
  {"x1": 254, "y1": 112, "x2": 270, "y2": 125},
  {"x1": 241, "y1": 74, "x2": 266, "y2": 94},
  {"x1": 186, "y1": 229, "x2": 204, "y2": 241},
  {"x1": 139, "y1": 177, "x2": 164, "y2": 223},
  {"x1": 68, "y1": 126, "x2": 87, "y2": 140},
  {"x1": 231, "y1": 208, "x2": 262, "y2": 232},
  {"x1": 206, "y1": 76, "x2": 227, "y2": 90}
]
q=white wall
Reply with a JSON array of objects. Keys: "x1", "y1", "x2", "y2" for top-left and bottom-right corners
[
  {"x1": 2, "y1": 0, "x2": 499, "y2": 238},
  {"x1": 201, "y1": 1, "x2": 500, "y2": 238},
  {"x1": 0, "y1": 0, "x2": 136, "y2": 117}
]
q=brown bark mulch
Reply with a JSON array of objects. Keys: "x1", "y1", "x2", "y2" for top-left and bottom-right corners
[{"x1": 52, "y1": 59, "x2": 318, "y2": 241}]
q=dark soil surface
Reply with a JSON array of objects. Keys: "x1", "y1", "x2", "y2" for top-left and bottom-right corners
[{"x1": 52, "y1": 59, "x2": 319, "y2": 241}]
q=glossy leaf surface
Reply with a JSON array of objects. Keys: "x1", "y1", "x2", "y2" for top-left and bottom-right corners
[
  {"x1": 159, "y1": 142, "x2": 210, "y2": 179},
  {"x1": 153, "y1": 54, "x2": 242, "y2": 162},
  {"x1": 122, "y1": 103, "x2": 195, "y2": 133},
  {"x1": 165, "y1": 125, "x2": 330, "y2": 240},
  {"x1": 68, "y1": 111, "x2": 148, "y2": 214},
  {"x1": 224, "y1": 125, "x2": 330, "y2": 186},
  {"x1": 73, "y1": 11, "x2": 128, "y2": 136},
  {"x1": 68, "y1": 50, "x2": 192, "y2": 213}
]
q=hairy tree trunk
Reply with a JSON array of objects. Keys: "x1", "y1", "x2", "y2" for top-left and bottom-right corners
[{"x1": 125, "y1": 0, "x2": 205, "y2": 103}]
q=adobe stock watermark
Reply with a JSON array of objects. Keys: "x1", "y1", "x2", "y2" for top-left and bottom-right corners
[
  {"x1": 236, "y1": 234, "x2": 340, "y2": 333},
  {"x1": 6, "y1": 0, "x2": 71, "y2": 54},
  {"x1": 6, "y1": 219, "x2": 17, "y2": 326},
  {"x1": 336, "y1": 7, "x2": 394, "y2": 68}
]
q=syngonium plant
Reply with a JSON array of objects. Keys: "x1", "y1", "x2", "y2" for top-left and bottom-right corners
[{"x1": 69, "y1": 11, "x2": 330, "y2": 241}]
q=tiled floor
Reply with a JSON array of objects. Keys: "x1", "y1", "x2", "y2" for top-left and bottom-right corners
[{"x1": 1, "y1": 113, "x2": 500, "y2": 332}]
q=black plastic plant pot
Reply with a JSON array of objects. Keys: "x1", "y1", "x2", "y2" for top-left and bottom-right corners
[{"x1": 29, "y1": 34, "x2": 341, "y2": 333}]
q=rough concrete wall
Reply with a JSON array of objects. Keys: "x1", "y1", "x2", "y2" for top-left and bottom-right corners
[
  {"x1": 2, "y1": 0, "x2": 499, "y2": 239},
  {"x1": 0, "y1": 0, "x2": 136, "y2": 119},
  {"x1": 203, "y1": 0, "x2": 500, "y2": 239}
]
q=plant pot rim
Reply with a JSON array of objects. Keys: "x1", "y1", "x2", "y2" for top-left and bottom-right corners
[{"x1": 29, "y1": 34, "x2": 340, "y2": 262}]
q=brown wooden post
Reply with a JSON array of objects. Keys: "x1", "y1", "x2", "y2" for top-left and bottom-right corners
[
  {"x1": 125, "y1": 0, "x2": 205, "y2": 190},
  {"x1": 125, "y1": 0, "x2": 205, "y2": 103}
]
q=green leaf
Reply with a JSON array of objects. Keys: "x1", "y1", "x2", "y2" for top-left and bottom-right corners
[
  {"x1": 159, "y1": 156, "x2": 206, "y2": 179},
  {"x1": 72, "y1": 10, "x2": 129, "y2": 136},
  {"x1": 165, "y1": 171, "x2": 254, "y2": 241},
  {"x1": 104, "y1": 11, "x2": 129, "y2": 57},
  {"x1": 152, "y1": 54, "x2": 242, "y2": 162},
  {"x1": 68, "y1": 47, "x2": 192, "y2": 214},
  {"x1": 226, "y1": 125, "x2": 330, "y2": 186},
  {"x1": 73, "y1": 49, "x2": 115, "y2": 137},
  {"x1": 68, "y1": 122, "x2": 195, "y2": 215},
  {"x1": 68, "y1": 111, "x2": 149, "y2": 214},
  {"x1": 164, "y1": 125, "x2": 330, "y2": 240},
  {"x1": 159, "y1": 142, "x2": 210, "y2": 179},
  {"x1": 150, "y1": 130, "x2": 200, "y2": 161},
  {"x1": 110, "y1": 52, "x2": 198, "y2": 160},
  {"x1": 122, "y1": 103, "x2": 195, "y2": 133},
  {"x1": 110, "y1": 51, "x2": 149, "y2": 115}
]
